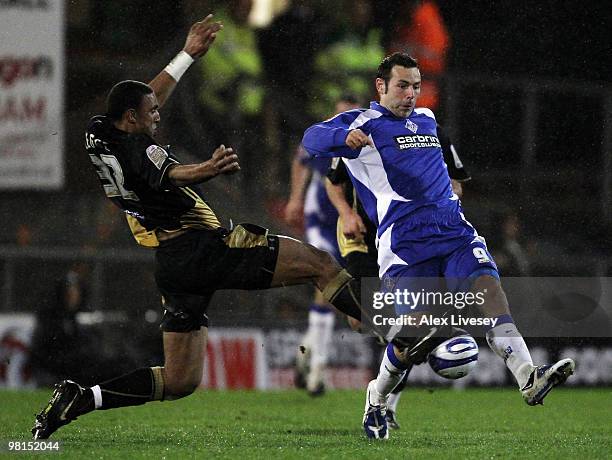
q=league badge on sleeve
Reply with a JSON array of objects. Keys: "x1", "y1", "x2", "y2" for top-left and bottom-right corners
[{"x1": 146, "y1": 145, "x2": 168, "y2": 170}]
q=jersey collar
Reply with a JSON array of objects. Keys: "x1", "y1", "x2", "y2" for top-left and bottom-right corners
[{"x1": 369, "y1": 101, "x2": 413, "y2": 119}]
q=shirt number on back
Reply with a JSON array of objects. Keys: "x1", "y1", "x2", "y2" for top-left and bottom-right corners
[{"x1": 89, "y1": 154, "x2": 139, "y2": 201}]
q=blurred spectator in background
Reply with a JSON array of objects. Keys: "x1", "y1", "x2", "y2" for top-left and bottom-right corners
[
  {"x1": 15, "y1": 223, "x2": 33, "y2": 247},
  {"x1": 93, "y1": 201, "x2": 133, "y2": 247},
  {"x1": 491, "y1": 212, "x2": 532, "y2": 277},
  {"x1": 311, "y1": 0, "x2": 384, "y2": 118},
  {"x1": 29, "y1": 269, "x2": 96, "y2": 386},
  {"x1": 197, "y1": 0, "x2": 263, "y2": 192},
  {"x1": 257, "y1": 1, "x2": 333, "y2": 196},
  {"x1": 90, "y1": 1, "x2": 182, "y2": 54},
  {"x1": 387, "y1": 0, "x2": 449, "y2": 110}
]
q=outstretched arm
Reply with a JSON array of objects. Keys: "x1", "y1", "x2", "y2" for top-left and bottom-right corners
[
  {"x1": 302, "y1": 111, "x2": 370, "y2": 159},
  {"x1": 149, "y1": 14, "x2": 222, "y2": 108}
]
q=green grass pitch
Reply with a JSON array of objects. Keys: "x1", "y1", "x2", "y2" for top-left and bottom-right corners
[{"x1": 1, "y1": 388, "x2": 610, "y2": 459}]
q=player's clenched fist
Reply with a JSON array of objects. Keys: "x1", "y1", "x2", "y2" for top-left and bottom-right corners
[{"x1": 345, "y1": 129, "x2": 373, "y2": 150}]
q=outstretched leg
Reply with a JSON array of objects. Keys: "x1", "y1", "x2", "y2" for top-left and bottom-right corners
[
  {"x1": 271, "y1": 236, "x2": 341, "y2": 288},
  {"x1": 271, "y1": 236, "x2": 365, "y2": 323},
  {"x1": 474, "y1": 275, "x2": 575, "y2": 405},
  {"x1": 32, "y1": 328, "x2": 207, "y2": 439}
]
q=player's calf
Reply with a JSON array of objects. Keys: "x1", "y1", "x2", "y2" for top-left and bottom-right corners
[
  {"x1": 161, "y1": 328, "x2": 206, "y2": 399},
  {"x1": 473, "y1": 275, "x2": 576, "y2": 402},
  {"x1": 472, "y1": 274, "x2": 510, "y2": 318}
]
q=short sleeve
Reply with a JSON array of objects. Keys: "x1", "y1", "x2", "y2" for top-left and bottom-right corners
[
  {"x1": 129, "y1": 136, "x2": 179, "y2": 190},
  {"x1": 438, "y1": 125, "x2": 471, "y2": 182},
  {"x1": 326, "y1": 157, "x2": 349, "y2": 185}
]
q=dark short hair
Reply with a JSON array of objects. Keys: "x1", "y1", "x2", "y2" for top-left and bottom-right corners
[
  {"x1": 106, "y1": 80, "x2": 153, "y2": 121},
  {"x1": 376, "y1": 53, "x2": 419, "y2": 87}
]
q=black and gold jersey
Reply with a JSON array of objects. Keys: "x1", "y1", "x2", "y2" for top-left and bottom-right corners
[{"x1": 85, "y1": 115, "x2": 220, "y2": 247}]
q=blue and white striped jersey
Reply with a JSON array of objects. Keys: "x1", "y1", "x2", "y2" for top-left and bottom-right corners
[{"x1": 303, "y1": 101, "x2": 457, "y2": 239}]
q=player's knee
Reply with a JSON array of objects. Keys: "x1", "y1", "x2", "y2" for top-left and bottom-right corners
[
  {"x1": 164, "y1": 369, "x2": 201, "y2": 399},
  {"x1": 311, "y1": 246, "x2": 340, "y2": 280}
]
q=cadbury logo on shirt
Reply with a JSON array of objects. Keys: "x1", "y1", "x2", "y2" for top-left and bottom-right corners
[{"x1": 394, "y1": 135, "x2": 441, "y2": 150}]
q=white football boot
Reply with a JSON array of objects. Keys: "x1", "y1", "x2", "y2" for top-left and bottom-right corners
[
  {"x1": 521, "y1": 358, "x2": 575, "y2": 405},
  {"x1": 363, "y1": 379, "x2": 389, "y2": 439}
]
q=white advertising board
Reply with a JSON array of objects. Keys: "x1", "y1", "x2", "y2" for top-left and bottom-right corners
[{"x1": 0, "y1": 0, "x2": 64, "y2": 189}]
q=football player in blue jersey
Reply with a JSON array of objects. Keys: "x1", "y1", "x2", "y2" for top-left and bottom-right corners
[
  {"x1": 285, "y1": 95, "x2": 361, "y2": 396},
  {"x1": 303, "y1": 52, "x2": 575, "y2": 439},
  {"x1": 325, "y1": 123, "x2": 471, "y2": 429}
]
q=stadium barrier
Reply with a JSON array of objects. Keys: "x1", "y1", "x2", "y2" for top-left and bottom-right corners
[{"x1": 2, "y1": 314, "x2": 611, "y2": 389}]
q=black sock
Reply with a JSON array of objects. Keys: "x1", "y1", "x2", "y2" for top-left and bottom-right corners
[
  {"x1": 323, "y1": 270, "x2": 389, "y2": 340},
  {"x1": 72, "y1": 367, "x2": 164, "y2": 416},
  {"x1": 322, "y1": 269, "x2": 363, "y2": 321}
]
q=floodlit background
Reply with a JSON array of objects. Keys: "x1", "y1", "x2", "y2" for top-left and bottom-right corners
[{"x1": 0, "y1": 0, "x2": 610, "y2": 389}]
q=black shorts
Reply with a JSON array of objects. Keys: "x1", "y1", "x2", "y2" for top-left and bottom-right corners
[{"x1": 155, "y1": 224, "x2": 279, "y2": 332}]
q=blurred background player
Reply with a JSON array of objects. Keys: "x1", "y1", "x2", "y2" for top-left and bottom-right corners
[
  {"x1": 285, "y1": 94, "x2": 362, "y2": 396},
  {"x1": 325, "y1": 121, "x2": 471, "y2": 428},
  {"x1": 491, "y1": 212, "x2": 532, "y2": 277}
]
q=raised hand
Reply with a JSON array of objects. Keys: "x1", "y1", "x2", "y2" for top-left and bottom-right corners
[{"x1": 183, "y1": 14, "x2": 223, "y2": 59}]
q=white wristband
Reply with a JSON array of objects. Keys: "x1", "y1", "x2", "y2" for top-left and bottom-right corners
[{"x1": 164, "y1": 51, "x2": 195, "y2": 82}]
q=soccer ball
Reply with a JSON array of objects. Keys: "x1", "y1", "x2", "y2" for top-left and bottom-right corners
[{"x1": 428, "y1": 334, "x2": 479, "y2": 379}]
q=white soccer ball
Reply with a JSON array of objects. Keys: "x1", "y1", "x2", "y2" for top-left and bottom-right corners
[{"x1": 428, "y1": 334, "x2": 479, "y2": 379}]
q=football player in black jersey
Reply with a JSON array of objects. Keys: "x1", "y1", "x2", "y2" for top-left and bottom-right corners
[
  {"x1": 32, "y1": 14, "x2": 370, "y2": 440},
  {"x1": 325, "y1": 125, "x2": 470, "y2": 429}
]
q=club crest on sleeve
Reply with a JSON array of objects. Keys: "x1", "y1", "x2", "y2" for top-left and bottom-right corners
[
  {"x1": 146, "y1": 145, "x2": 168, "y2": 170},
  {"x1": 405, "y1": 119, "x2": 418, "y2": 133}
]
